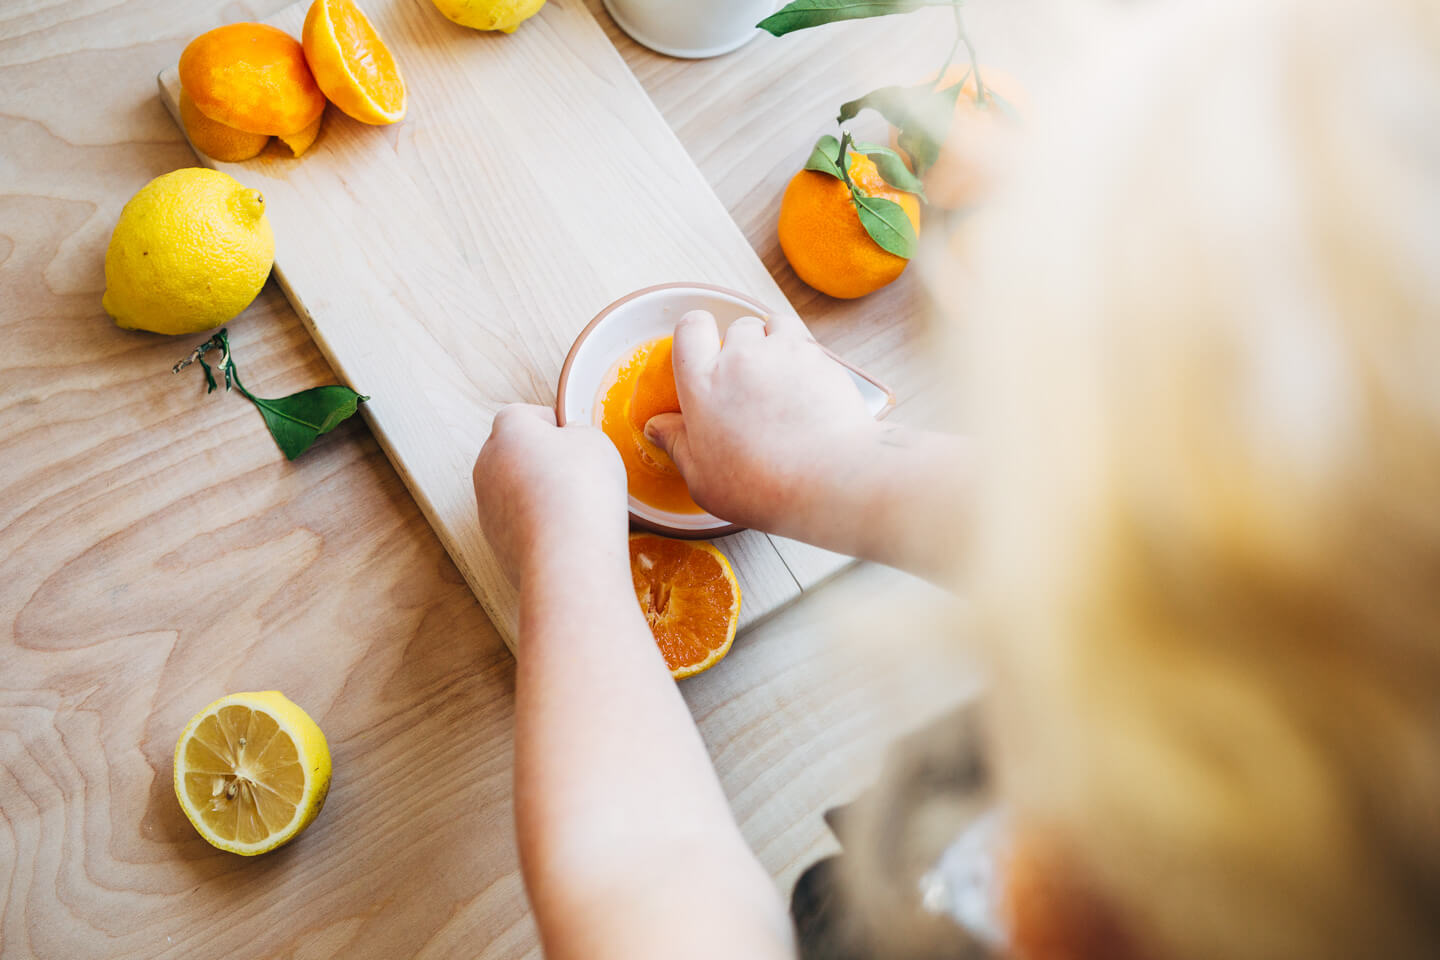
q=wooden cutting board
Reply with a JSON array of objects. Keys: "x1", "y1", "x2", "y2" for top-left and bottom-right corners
[{"x1": 158, "y1": 0, "x2": 852, "y2": 650}]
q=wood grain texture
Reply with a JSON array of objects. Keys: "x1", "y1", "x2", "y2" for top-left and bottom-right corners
[
  {"x1": 156, "y1": 0, "x2": 853, "y2": 647},
  {"x1": 0, "y1": 0, "x2": 1032, "y2": 955}
]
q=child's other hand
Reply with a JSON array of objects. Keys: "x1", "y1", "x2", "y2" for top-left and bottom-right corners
[
  {"x1": 473, "y1": 404, "x2": 628, "y2": 584},
  {"x1": 643, "y1": 309, "x2": 878, "y2": 536}
]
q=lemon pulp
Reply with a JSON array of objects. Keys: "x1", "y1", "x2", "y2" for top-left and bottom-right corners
[{"x1": 173, "y1": 691, "x2": 330, "y2": 855}]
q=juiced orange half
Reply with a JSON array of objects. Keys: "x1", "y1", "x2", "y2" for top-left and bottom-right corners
[{"x1": 599, "y1": 336, "x2": 703, "y2": 515}]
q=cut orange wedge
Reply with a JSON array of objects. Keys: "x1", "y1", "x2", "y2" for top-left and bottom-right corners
[
  {"x1": 302, "y1": 0, "x2": 407, "y2": 125},
  {"x1": 630, "y1": 533, "x2": 741, "y2": 679}
]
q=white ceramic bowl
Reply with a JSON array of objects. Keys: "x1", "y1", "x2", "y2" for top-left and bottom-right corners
[
  {"x1": 601, "y1": 0, "x2": 779, "y2": 59},
  {"x1": 556, "y1": 282, "x2": 895, "y2": 538}
]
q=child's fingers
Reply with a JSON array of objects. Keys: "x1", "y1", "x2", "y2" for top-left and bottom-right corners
[
  {"x1": 477, "y1": 405, "x2": 553, "y2": 489},
  {"x1": 721, "y1": 315, "x2": 767, "y2": 351},
  {"x1": 515, "y1": 403, "x2": 558, "y2": 423},
  {"x1": 492, "y1": 403, "x2": 557, "y2": 432},
  {"x1": 643, "y1": 412, "x2": 692, "y2": 477},
  {"x1": 673, "y1": 309, "x2": 721, "y2": 384},
  {"x1": 763, "y1": 311, "x2": 810, "y2": 340}
]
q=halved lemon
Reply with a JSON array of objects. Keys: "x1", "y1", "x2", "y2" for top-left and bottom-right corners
[{"x1": 173, "y1": 691, "x2": 332, "y2": 855}]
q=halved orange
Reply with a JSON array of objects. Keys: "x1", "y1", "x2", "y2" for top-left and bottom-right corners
[
  {"x1": 180, "y1": 23, "x2": 327, "y2": 136},
  {"x1": 628, "y1": 336, "x2": 681, "y2": 431},
  {"x1": 302, "y1": 0, "x2": 407, "y2": 125},
  {"x1": 630, "y1": 533, "x2": 741, "y2": 679},
  {"x1": 179, "y1": 88, "x2": 270, "y2": 162},
  {"x1": 601, "y1": 337, "x2": 703, "y2": 515},
  {"x1": 278, "y1": 109, "x2": 325, "y2": 157}
]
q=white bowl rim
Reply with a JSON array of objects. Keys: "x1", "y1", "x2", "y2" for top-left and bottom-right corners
[{"x1": 555, "y1": 281, "x2": 896, "y2": 539}]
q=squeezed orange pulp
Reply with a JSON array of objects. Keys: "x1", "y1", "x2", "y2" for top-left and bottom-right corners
[{"x1": 598, "y1": 336, "x2": 703, "y2": 514}]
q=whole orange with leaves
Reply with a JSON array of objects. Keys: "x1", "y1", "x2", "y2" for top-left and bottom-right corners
[
  {"x1": 778, "y1": 151, "x2": 921, "y2": 300},
  {"x1": 901, "y1": 65, "x2": 1026, "y2": 211}
]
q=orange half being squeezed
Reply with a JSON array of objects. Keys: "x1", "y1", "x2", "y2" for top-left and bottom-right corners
[{"x1": 599, "y1": 336, "x2": 703, "y2": 515}]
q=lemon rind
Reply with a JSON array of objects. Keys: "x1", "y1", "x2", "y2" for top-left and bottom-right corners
[{"x1": 172, "y1": 691, "x2": 325, "y2": 856}]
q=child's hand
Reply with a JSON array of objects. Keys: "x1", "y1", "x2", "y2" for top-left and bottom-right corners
[
  {"x1": 473, "y1": 404, "x2": 628, "y2": 584},
  {"x1": 643, "y1": 309, "x2": 880, "y2": 536}
]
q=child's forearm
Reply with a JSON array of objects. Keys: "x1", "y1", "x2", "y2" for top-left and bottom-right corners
[
  {"x1": 769, "y1": 424, "x2": 969, "y2": 583},
  {"x1": 512, "y1": 538, "x2": 794, "y2": 960},
  {"x1": 852, "y1": 425, "x2": 970, "y2": 581}
]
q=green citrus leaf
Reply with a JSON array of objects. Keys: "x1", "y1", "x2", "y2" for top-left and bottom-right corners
[
  {"x1": 758, "y1": 0, "x2": 958, "y2": 36},
  {"x1": 851, "y1": 140, "x2": 927, "y2": 199},
  {"x1": 851, "y1": 190, "x2": 916, "y2": 259},
  {"x1": 804, "y1": 134, "x2": 844, "y2": 179},
  {"x1": 247, "y1": 385, "x2": 369, "y2": 461},
  {"x1": 984, "y1": 85, "x2": 1021, "y2": 120},
  {"x1": 838, "y1": 81, "x2": 962, "y2": 176},
  {"x1": 176, "y1": 329, "x2": 371, "y2": 461}
]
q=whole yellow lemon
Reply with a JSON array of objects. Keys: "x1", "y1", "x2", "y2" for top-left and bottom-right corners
[
  {"x1": 102, "y1": 168, "x2": 275, "y2": 335},
  {"x1": 430, "y1": 0, "x2": 545, "y2": 33}
]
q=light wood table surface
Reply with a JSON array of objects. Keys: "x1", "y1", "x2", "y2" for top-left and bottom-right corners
[{"x1": 0, "y1": 1, "x2": 991, "y2": 956}]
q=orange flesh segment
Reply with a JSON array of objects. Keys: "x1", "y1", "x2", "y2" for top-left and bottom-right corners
[
  {"x1": 630, "y1": 535, "x2": 740, "y2": 678},
  {"x1": 180, "y1": 705, "x2": 305, "y2": 846},
  {"x1": 600, "y1": 336, "x2": 703, "y2": 514},
  {"x1": 629, "y1": 336, "x2": 681, "y2": 430},
  {"x1": 303, "y1": 0, "x2": 406, "y2": 124},
  {"x1": 332, "y1": 0, "x2": 403, "y2": 111}
]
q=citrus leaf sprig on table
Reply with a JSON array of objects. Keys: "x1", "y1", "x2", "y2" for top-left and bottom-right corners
[
  {"x1": 173, "y1": 328, "x2": 368, "y2": 461},
  {"x1": 757, "y1": 0, "x2": 963, "y2": 37},
  {"x1": 806, "y1": 132, "x2": 920, "y2": 259}
]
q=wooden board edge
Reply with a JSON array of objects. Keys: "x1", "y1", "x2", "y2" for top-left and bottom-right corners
[
  {"x1": 157, "y1": 68, "x2": 527, "y2": 652},
  {"x1": 767, "y1": 537, "x2": 858, "y2": 592}
]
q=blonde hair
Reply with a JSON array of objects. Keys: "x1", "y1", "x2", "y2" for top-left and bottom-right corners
[{"x1": 953, "y1": 0, "x2": 1440, "y2": 957}]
